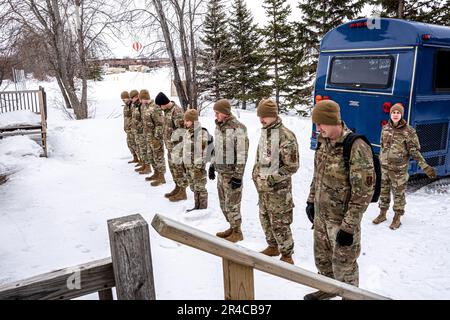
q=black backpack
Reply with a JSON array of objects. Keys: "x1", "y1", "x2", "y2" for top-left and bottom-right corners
[
  {"x1": 317, "y1": 133, "x2": 381, "y2": 203},
  {"x1": 201, "y1": 127, "x2": 215, "y2": 163}
]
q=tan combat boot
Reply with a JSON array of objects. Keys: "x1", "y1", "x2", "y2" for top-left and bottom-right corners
[
  {"x1": 280, "y1": 254, "x2": 294, "y2": 265},
  {"x1": 225, "y1": 226, "x2": 243, "y2": 243},
  {"x1": 165, "y1": 185, "x2": 179, "y2": 198},
  {"x1": 389, "y1": 212, "x2": 402, "y2": 230},
  {"x1": 304, "y1": 290, "x2": 337, "y2": 300},
  {"x1": 135, "y1": 162, "x2": 144, "y2": 172},
  {"x1": 260, "y1": 246, "x2": 280, "y2": 257},
  {"x1": 373, "y1": 209, "x2": 388, "y2": 224},
  {"x1": 169, "y1": 187, "x2": 187, "y2": 202},
  {"x1": 139, "y1": 164, "x2": 151, "y2": 175},
  {"x1": 146, "y1": 170, "x2": 158, "y2": 181},
  {"x1": 151, "y1": 172, "x2": 166, "y2": 187},
  {"x1": 216, "y1": 226, "x2": 233, "y2": 238},
  {"x1": 128, "y1": 153, "x2": 139, "y2": 164}
]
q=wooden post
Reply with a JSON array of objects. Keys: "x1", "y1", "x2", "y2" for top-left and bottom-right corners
[
  {"x1": 223, "y1": 259, "x2": 254, "y2": 300},
  {"x1": 108, "y1": 214, "x2": 156, "y2": 300},
  {"x1": 98, "y1": 289, "x2": 114, "y2": 300}
]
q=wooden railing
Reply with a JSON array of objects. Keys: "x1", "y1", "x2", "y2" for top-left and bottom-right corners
[{"x1": 151, "y1": 214, "x2": 390, "y2": 300}]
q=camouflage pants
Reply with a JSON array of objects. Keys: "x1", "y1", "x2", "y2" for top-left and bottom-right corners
[
  {"x1": 135, "y1": 133, "x2": 148, "y2": 163},
  {"x1": 167, "y1": 147, "x2": 188, "y2": 188},
  {"x1": 258, "y1": 190, "x2": 294, "y2": 256},
  {"x1": 314, "y1": 215, "x2": 361, "y2": 287},
  {"x1": 126, "y1": 131, "x2": 136, "y2": 155},
  {"x1": 218, "y1": 173, "x2": 242, "y2": 228},
  {"x1": 379, "y1": 167, "x2": 408, "y2": 215},
  {"x1": 186, "y1": 166, "x2": 207, "y2": 193},
  {"x1": 145, "y1": 134, "x2": 164, "y2": 171}
]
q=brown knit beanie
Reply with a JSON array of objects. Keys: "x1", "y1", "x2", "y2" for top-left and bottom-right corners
[
  {"x1": 312, "y1": 100, "x2": 341, "y2": 125},
  {"x1": 257, "y1": 99, "x2": 278, "y2": 118},
  {"x1": 139, "y1": 89, "x2": 150, "y2": 101},
  {"x1": 130, "y1": 90, "x2": 139, "y2": 99},
  {"x1": 390, "y1": 103, "x2": 404, "y2": 117},
  {"x1": 121, "y1": 91, "x2": 130, "y2": 99},
  {"x1": 213, "y1": 99, "x2": 232, "y2": 115},
  {"x1": 184, "y1": 109, "x2": 199, "y2": 122}
]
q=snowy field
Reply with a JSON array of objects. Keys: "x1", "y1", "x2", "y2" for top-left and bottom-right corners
[{"x1": 1, "y1": 69, "x2": 449, "y2": 300}]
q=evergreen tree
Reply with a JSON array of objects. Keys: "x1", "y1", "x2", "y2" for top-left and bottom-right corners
[
  {"x1": 294, "y1": 0, "x2": 367, "y2": 113},
  {"x1": 261, "y1": 0, "x2": 294, "y2": 111},
  {"x1": 197, "y1": 0, "x2": 233, "y2": 102},
  {"x1": 375, "y1": 0, "x2": 450, "y2": 26},
  {"x1": 228, "y1": 0, "x2": 270, "y2": 109}
]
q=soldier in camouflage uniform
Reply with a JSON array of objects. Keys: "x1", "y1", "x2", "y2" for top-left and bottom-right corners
[
  {"x1": 209, "y1": 99, "x2": 249, "y2": 243},
  {"x1": 304, "y1": 100, "x2": 375, "y2": 300},
  {"x1": 121, "y1": 91, "x2": 138, "y2": 164},
  {"x1": 182, "y1": 109, "x2": 209, "y2": 211},
  {"x1": 155, "y1": 92, "x2": 188, "y2": 201},
  {"x1": 140, "y1": 90, "x2": 166, "y2": 186},
  {"x1": 252, "y1": 99, "x2": 299, "y2": 265},
  {"x1": 373, "y1": 103, "x2": 436, "y2": 230},
  {"x1": 130, "y1": 90, "x2": 150, "y2": 173}
]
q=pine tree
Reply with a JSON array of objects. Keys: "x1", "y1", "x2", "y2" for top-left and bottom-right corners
[
  {"x1": 228, "y1": 0, "x2": 270, "y2": 109},
  {"x1": 261, "y1": 0, "x2": 294, "y2": 111},
  {"x1": 375, "y1": 0, "x2": 450, "y2": 26},
  {"x1": 197, "y1": 0, "x2": 233, "y2": 102},
  {"x1": 294, "y1": 0, "x2": 367, "y2": 113}
]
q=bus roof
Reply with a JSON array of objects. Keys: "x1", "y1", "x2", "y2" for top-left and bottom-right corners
[{"x1": 321, "y1": 18, "x2": 450, "y2": 51}]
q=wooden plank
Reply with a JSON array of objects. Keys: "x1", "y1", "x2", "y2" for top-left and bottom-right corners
[
  {"x1": 108, "y1": 214, "x2": 156, "y2": 300},
  {"x1": 223, "y1": 259, "x2": 254, "y2": 300},
  {"x1": 98, "y1": 289, "x2": 114, "y2": 300},
  {"x1": 0, "y1": 90, "x2": 40, "y2": 94},
  {"x1": 0, "y1": 258, "x2": 115, "y2": 300},
  {"x1": 151, "y1": 214, "x2": 390, "y2": 301}
]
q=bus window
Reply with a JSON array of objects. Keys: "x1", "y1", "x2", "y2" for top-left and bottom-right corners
[
  {"x1": 328, "y1": 55, "x2": 394, "y2": 89},
  {"x1": 434, "y1": 49, "x2": 450, "y2": 92}
]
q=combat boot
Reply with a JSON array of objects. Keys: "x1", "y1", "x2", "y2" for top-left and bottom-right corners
[
  {"x1": 373, "y1": 209, "x2": 388, "y2": 224},
  {"x1": 186, "y1": 193, "x2": 200, "y2": 213},
  {"x1": 389, "y1": 212, "x2": 402, "y2": 230},
  {"x1": 128, "y1": 153, "x2": 139, "y2": 164},
  {"x1": 225, "y1": 226, "x2": 243, "y2": 243},
  {"x1": 169, "y1": 187, "x2": 187, "y2": 202},
  {"x1": 146, "y1": 170, "x2": 158, "y2": 181},
  {"x1": 151, "y1": 172, "x2": 166, "y2": 186},
  {"x1": 165, "y1": 185, "x2": 179, "y2": 198},
  {"x1": 135, "y1": 162, "x2": 144, "y2": 172},
  {"x1": 260, "y1": 246, "x2": 280, "y2": 257},
  {"x1": 197, "y1": 192, "x2": 208, "y2": 209},
  {"x1": 216, "y1": 226, "x2": 233, "y2": 238},
  {"x1": 139, "y1": 164, "x2": 151, "y2": 175},
  {"x1": 280, "y1": 254, "x2": 294, "y2": 265},
  {"x1": 304, "y1": 290, "x2": 337, "y2": 300}
]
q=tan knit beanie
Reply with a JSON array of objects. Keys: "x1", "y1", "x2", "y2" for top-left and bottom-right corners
[
  {"x1": 312, "y1": 100, "x2": 341, "y2": 125},
  {"x1": 139, "y1": 89, "x2": 150, "y2": 101},
  {"x1": 390, "y1": 103, "x2": 404, "y2": 117},
  {"x1": 130, "y1": 90, "x2": 139, "y2": 99},
  {"x1": 184, "y1": 109, "x2": 199, "y2": 122},
  {"x1": 213, "y1": 99, "x2": 232, "y2": 115},
  {"x1": 257, "y1": 99, "x2": 278, "y2": 118},
  {"x1": 121, "y1": 91, "x2": 130, "y2": 99}
]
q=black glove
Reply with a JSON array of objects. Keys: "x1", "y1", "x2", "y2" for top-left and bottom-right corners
[
  {"x1": 336, "y1": 230, "x2": 353, "y2": 247},
  {"x1": 306, "y1": 202, "x2": 315, "y2": 224},
  {"x1": 208, "y1": 165, "x2": 216, "y2": 180},
  {"x1": 230, "y1": 177, "x2": 242, "y2": 189}
]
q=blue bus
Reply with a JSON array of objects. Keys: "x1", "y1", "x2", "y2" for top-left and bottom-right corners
[{"x1": 311, "y1": 18, "x2": 450, "y2": 177}]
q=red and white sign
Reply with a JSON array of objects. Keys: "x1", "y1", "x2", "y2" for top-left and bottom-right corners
[{"x1": 132, "y1": 42, "x2": 143, "y2": 52}]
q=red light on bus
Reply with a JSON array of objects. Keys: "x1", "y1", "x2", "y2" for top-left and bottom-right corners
[
  {"x1": 349, "y1": 23, "x2": 357, "y2": 28},
  {"x1": 356, "y1": 22, "x2": 364, "y2": 27},
  {"x1": 383, "y1": 102, "x2": 392, "y2": 113},
  {"x1": 315, "y1": 95, "x2": 323, "y2": 102},
  {"x1": 422, "y1": 34, "x2": 431, "y2": 40},
  {"x1": 323, "y1": 96, "x2": 330, "y2": 100},
  {"x1": 381, "y1": 120, "x2": 388, "y2": 127}
]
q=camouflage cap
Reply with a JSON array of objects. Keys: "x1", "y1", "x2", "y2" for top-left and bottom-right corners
[
  {"x1": 312, "y1": 100, "x2": 341, "y2": 125},
  {"x1": 130, "y1": 90, "x2": 139, "y2": 99},
  {"x1": 121, "y1": 91, "x2": 130, "y2": 99},
  {"x1": 139, "y1": 89, "x2": 150, "y2": 100},
  {"x1": 390, "y1": 103, "x2": 404, "y2": 117},
  {"x1": 213, "y1": 99, "x2": 232, "y2": 115},
  {"x1": 184, "y1": 109, "x2": 199, "y2": 122},
  {"x1": 257, "y1": 99, "x2": 278, "y2": 118}
]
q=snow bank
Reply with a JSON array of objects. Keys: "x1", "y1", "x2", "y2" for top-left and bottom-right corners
[
  {"x1": 0, "y1": 135, "x2": 42, "y2": 176},
  {"x1": 0, "y1": 110, "x2": 42, "y2": 128}
]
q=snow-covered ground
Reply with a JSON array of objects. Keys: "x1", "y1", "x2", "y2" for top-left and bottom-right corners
[{"x1": 1, "y1": 69, "x2": 449, "y2": 300}]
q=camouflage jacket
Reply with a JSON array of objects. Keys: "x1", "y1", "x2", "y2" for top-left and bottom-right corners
[
  {"x1": 142, "y1": 100, "x2": 164, "y2": 140},
  {"x1": 183, "y1": 123, "x2": 209, "y2": 169},
  {"x1": 163, "y1": 103, "x2": 184, "y2": 150},
  {"x1": 123, "y1": 101, "x2": 133, "y2": 132},
  {"x1": 380, "y1": 119, "x2": 429, "y2": 171},
  {"x1": 252, "y1": 117, "x2": 299, "y2": 193},
  {"x1": 308, "y1": 123, "x2": 374, "y2": 234},
  {"x1": 214, "y1": 115, "x2": 249, "y2": 179},
  {"x1": 131, "y1": 101, "x2": 143, "y2": 134}
]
